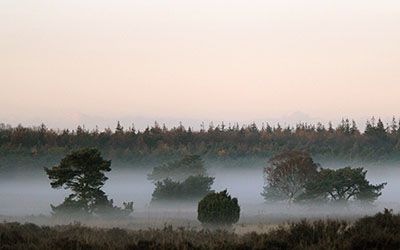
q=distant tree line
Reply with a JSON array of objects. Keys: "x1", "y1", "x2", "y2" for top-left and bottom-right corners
[{"x1": 1, "y1": 117, "x2": 400, "y2": 161}]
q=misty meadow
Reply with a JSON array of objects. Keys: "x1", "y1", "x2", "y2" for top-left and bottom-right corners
[{"x1": 0, "y1": 120, "x2": 400, "y2": 249}]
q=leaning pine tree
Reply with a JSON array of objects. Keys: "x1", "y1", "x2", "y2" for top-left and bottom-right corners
[{"x1": 45, "y1": 148, "x2": 133, "y2": 217}]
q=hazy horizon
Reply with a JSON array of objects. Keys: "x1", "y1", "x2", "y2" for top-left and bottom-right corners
[
  {"x1": 1, "y1": 111, "x2": 398, "y2": 131},
  {"x1": 1, "y1": 1, "x2": 399, "y2": 129}
]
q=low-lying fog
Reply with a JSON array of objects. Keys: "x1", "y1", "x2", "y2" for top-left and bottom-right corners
[{"x1": 0, "y1": 163, "x2": 399, "y2": 219}]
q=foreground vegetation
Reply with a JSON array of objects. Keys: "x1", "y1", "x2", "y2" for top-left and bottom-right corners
[{"x1": 1, "y1": 209, "x2": 399, "y2": 249}]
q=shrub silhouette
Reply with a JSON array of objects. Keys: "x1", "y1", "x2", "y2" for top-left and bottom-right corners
[
  {"x1": 197, "y1": 190, "x2": 240, "y2": 227},
  {"x1": 348, "y1": 208, "x2": 400, "y2": 249}
]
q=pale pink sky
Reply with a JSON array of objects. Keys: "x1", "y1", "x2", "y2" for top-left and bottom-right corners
[{"x1": 1, "y1": 1, "x2": 400, "y2": 128}]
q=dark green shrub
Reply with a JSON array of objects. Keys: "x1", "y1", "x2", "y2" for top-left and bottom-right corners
[{"x1": 197, "y1": 190, "x2": 240, "y2": 227}]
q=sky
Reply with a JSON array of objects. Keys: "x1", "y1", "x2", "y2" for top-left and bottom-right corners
[{"x1": 1, "y1": 0, "x2": 399, "y2": 129}]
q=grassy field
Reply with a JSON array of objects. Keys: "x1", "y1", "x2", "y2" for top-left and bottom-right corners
[
  {"x1": 0, "y1": 209, "x2": 365, "y2": 235},
  {"x1": 1, "y1": 209, "x2": 400, "y2": 250}
]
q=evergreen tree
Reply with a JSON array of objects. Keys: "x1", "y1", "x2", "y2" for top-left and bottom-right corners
[
  {"x1": 197, "y1": 190, "x2": 240, "y2": 227},
  {"x1": 45, "y1": 148, "x2": 133, "y2": 217},
  {"x1": 300, "y1": 167, "x2": 386, "y2": 203}
]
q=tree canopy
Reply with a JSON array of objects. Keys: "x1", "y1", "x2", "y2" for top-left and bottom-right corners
[
  {"x1": 299, "y1": 167, "x2": 386, "y2": 203},
  {"x1": 45, "y1": 148, "x2": 133, "y2": 217},
  {"x1": 149, "y1": 154, "x2": 214, "y2": 202},
  {"x1": 152, "y1": 175, "x2": 214, "y2": 201},
  {"x1": 262, "y1": 151, "x2": 319, "y2": 203}
]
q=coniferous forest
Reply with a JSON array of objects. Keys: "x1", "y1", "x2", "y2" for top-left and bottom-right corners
[{"x1": 1, "y1": 117, "x2": 400, "y2": 173}]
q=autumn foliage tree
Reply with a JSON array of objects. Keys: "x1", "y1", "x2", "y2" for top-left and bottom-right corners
[{"x1": 262, "y1": 151, "x2": 319, "y2": 203}]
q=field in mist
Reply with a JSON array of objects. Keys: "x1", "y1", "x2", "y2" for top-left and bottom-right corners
[{"x1": 0, "y1": 161, "x2": 399, "y2": 228}]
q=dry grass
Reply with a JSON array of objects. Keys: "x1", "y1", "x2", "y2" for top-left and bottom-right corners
[{"x1": 1, "y1": 209, "x2": 400, "y2": 250}]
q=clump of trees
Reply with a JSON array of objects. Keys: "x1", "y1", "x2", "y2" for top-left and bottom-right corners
[
  {"x1": 150, "y1": 155, "x2": 214, "y2": 202},
  {"x1": 152, "y1": 176, "x2": 214, "y2": 201},
  {"x1": 262, "y1": 151, "x2": 386, "y2": 204},
  {"x1": 45, "y1": 148, "x2": 133, "y2": 218},
  {"x1": 197, "y1": 190, "x2": 240, "y2": 227}
]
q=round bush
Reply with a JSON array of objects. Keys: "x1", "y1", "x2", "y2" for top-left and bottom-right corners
[{"x1": 197, "y1": 190, "x2": 240, "y2": 227}]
